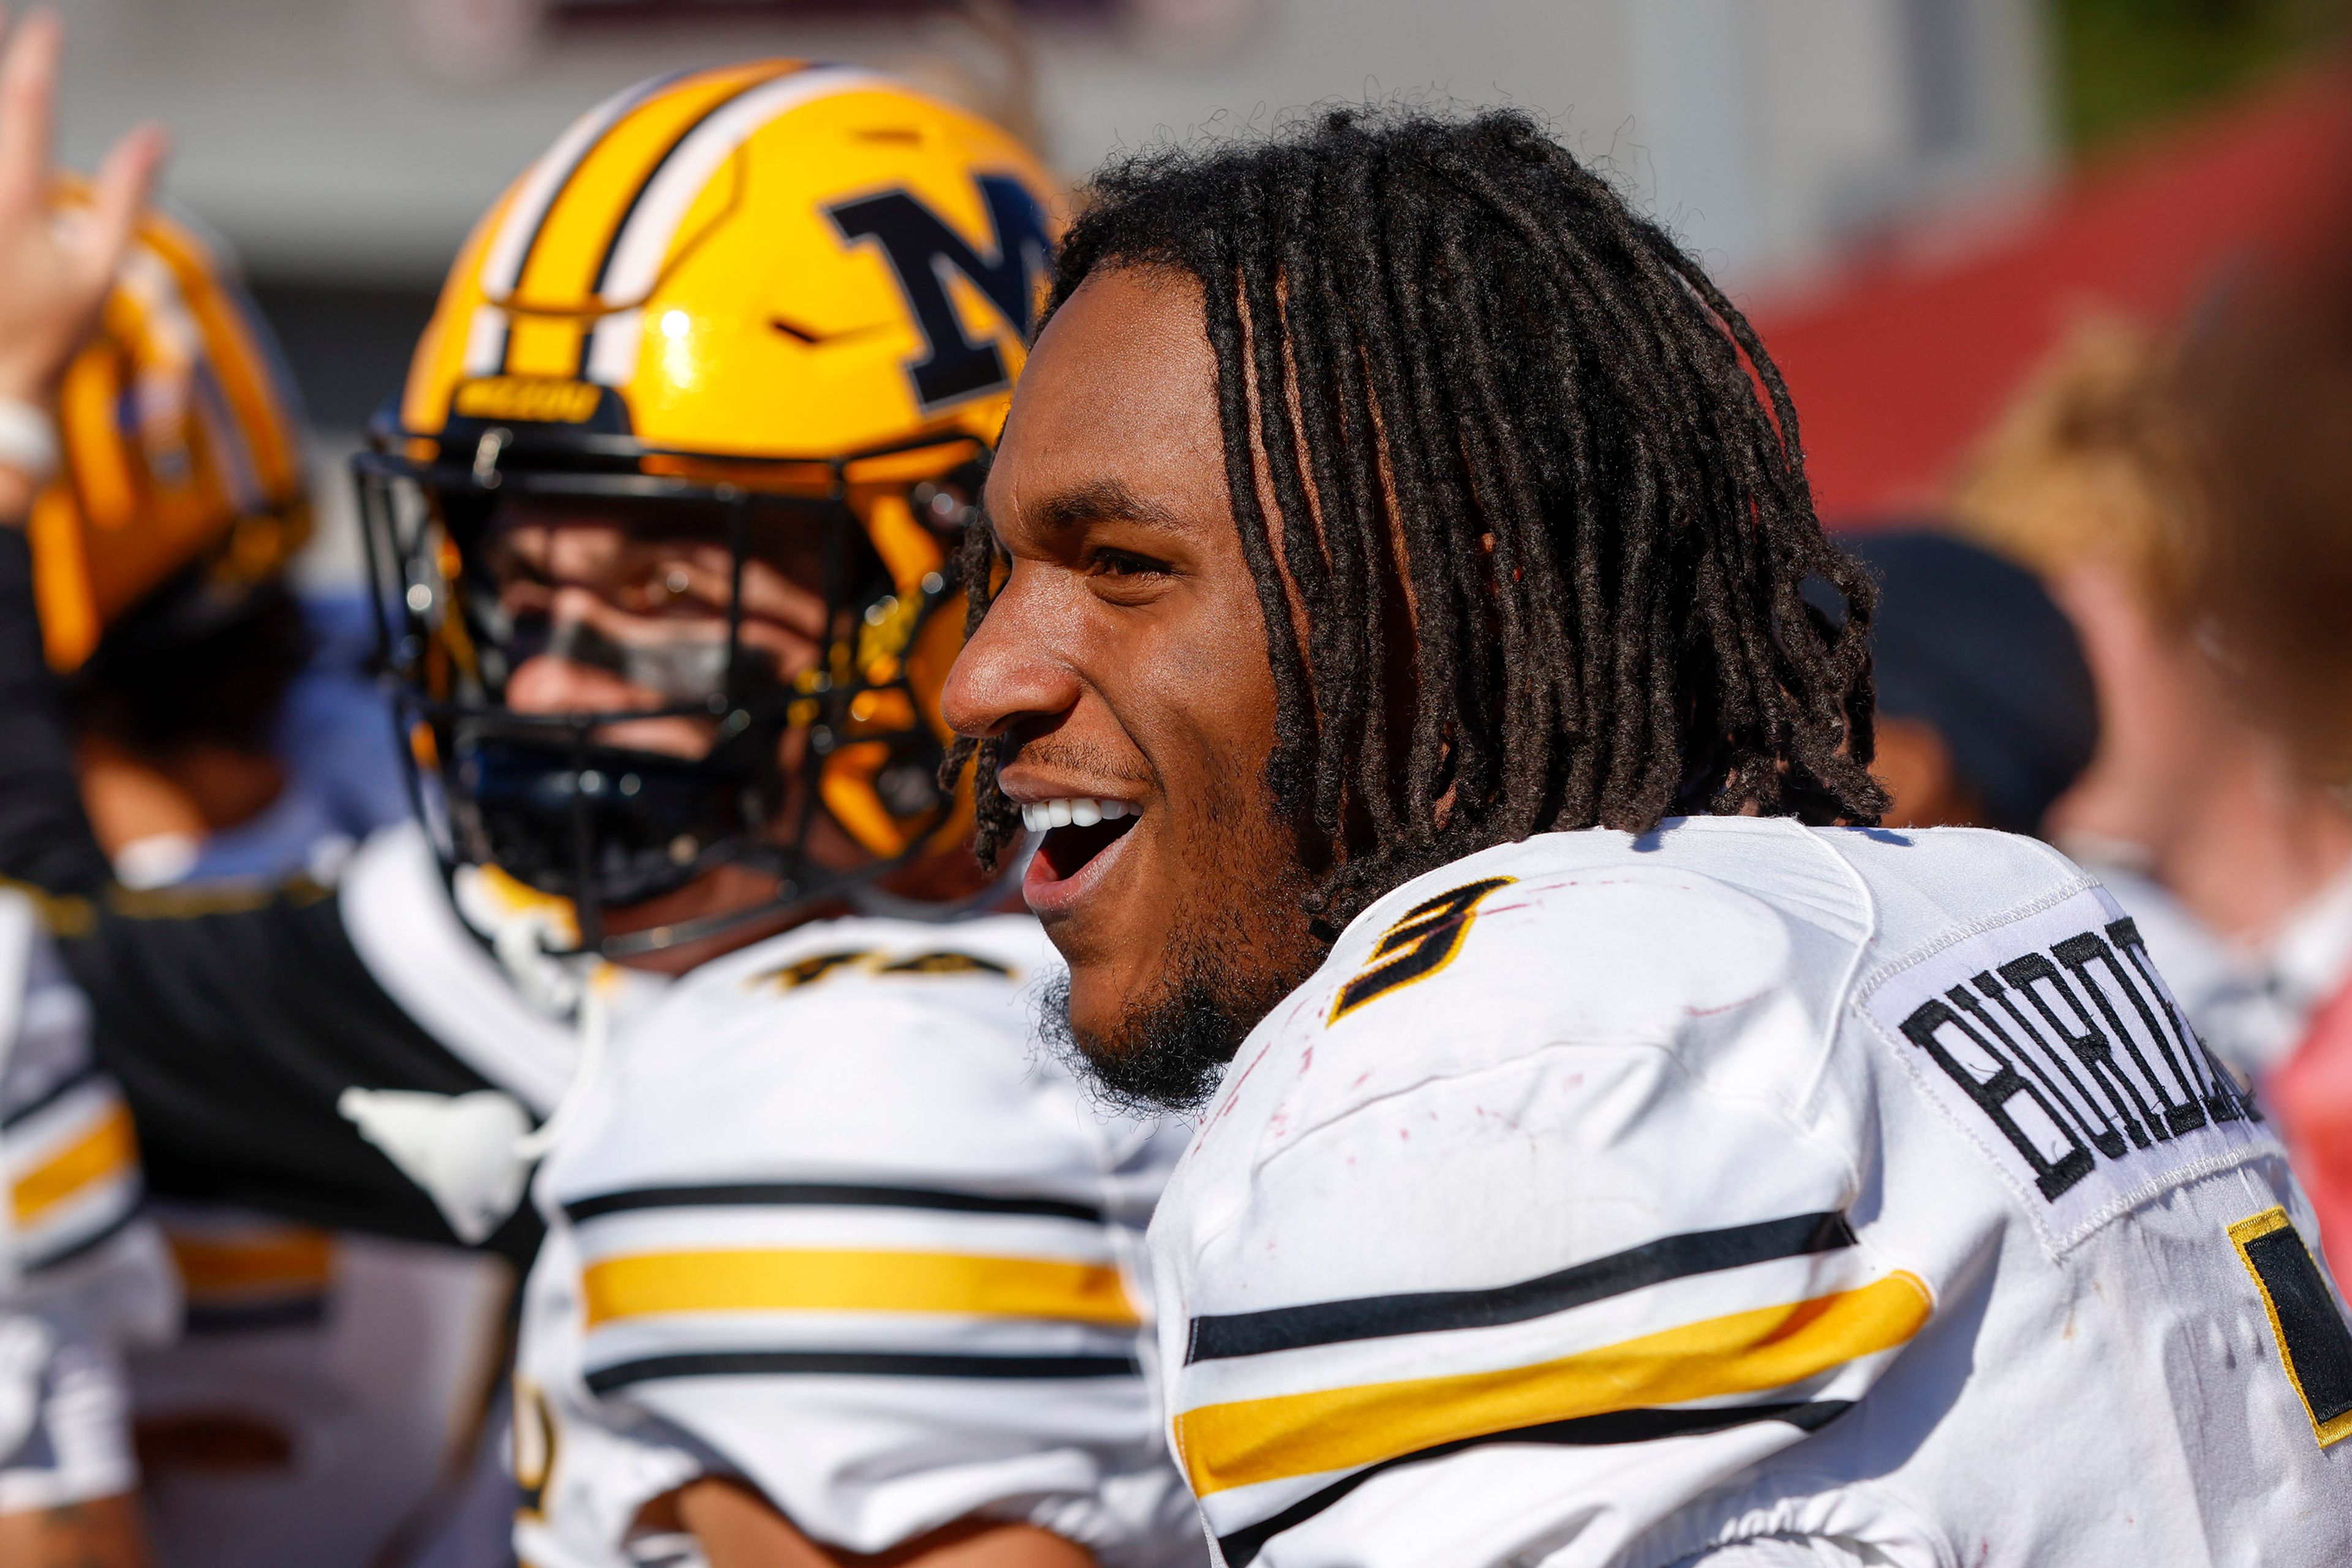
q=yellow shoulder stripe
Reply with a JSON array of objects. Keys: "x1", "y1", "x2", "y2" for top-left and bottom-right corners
[
  {"x1": 1174, "y1": 1270, "x2": 1931, "y2": 1496},
  {"x1": 12, "y1": 1102, "x2": 137, "y2": 1225},
  {"x1": 583, "y1": 1247, "x2": 1140, "y2": 1329}
]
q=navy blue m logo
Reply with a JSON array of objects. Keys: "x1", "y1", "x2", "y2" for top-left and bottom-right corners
[{"x1": 827, "y1": 176, "x2": 1052, "y2": 410}]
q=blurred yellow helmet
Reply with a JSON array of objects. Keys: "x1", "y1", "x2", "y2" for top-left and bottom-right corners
[
  {"x1": 357, "y1": 62, "x2": 1058, "y2": 948},
  {"x1": 31, "y1": 193, "x2": 311, "y2": 672}
]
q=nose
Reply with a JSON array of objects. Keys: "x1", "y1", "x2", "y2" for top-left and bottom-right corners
[{"x1": 940, "y1": 569, "x2": 1083, "y2": 743}]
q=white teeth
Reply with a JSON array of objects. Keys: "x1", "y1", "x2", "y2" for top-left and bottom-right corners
[{"x1": 1020, "y1": 797, "x2": 1136, "y2": 834}]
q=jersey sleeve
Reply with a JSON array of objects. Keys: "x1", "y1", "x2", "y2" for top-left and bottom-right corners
[
  {"x1": 51, "y1": 880, "x2": 543, "y2": 1261},
  {"x1": 532, "y1": 933, "x2": 1197, "y2": 1567},
  {"x1": 0, "y1": 897, "x2": 177, "y2": 1515},
  {"x1": 1158, "y1": 873, "x2": 1931, "y2": 1568}
]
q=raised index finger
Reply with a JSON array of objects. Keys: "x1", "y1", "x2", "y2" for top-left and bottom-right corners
[{"x1": 0, "y1": 10, "x2": 61, "y2": 217}]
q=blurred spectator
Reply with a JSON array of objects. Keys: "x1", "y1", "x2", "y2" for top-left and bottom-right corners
[
  {"x1": 1947, "y1": 317, "x2": 2352, "y2": 1080},
  {"x1": 70, "y1": 587, "x2": 409, "y2": 889},
  {"x1": 1819, "y1": 527, "x2": 2098, "y2": 835},
  {"x1": 2180, "y1": 213, "x2": 2352, "y2": 1275}
]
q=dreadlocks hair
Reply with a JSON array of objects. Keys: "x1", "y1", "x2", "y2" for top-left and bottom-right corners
[{"x1": 941, "y1": 106, "x2": 1887, "y2": 929}]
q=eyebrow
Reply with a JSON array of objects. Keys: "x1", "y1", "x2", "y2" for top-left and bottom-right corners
[{"x1": 1031, "y1": 479, "x2": 1193, "y2": 537}]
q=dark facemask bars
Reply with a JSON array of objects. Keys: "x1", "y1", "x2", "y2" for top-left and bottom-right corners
[{"x1": 350, "y1": 418, "x2": 984, "y2": 960}]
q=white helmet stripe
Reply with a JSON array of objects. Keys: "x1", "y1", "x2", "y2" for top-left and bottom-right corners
[
  {"x1": 582, "y1": 307, "x2": 643, "y2": 389},
  {"x1": 461, "y1": 303, "x2": 510, "y2": 378},
  {"x1": 582, "y1": 67, "x2": 888, "y2": 387},
  {"x1": 480, "y1": 67, "x2": 693, "y2": 300}
]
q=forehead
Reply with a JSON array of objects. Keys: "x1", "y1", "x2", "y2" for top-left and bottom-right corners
[{"x1": 988, "y1": 266, "x2": 1227, "y2": 534}]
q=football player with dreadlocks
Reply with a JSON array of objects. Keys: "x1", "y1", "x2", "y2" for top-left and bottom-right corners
[
  {"x1": 0, "y1": 21, "x2": 1194, "y2": 1568},
  {"x1": 942, "y1": 110, "x2": 2352, "y2": 1566}
]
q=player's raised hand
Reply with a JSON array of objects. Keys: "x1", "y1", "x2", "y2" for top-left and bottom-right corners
[{"x1": 0, "y1": 7, "x2": 165, "y2": 406}]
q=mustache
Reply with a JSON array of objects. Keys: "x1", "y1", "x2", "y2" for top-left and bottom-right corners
[{"x1": 998, "y1": 733, "x2": 1157, "y2": 792}]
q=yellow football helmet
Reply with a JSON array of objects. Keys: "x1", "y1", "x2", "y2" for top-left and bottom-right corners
[
  {"x1": 31, "y1": 192, "x2": 311, "y2": 672},
  {"x1": 355, "y1": 62, "x2": 1057, "y2": 950}
]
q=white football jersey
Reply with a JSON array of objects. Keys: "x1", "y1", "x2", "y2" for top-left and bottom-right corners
[
  {"x1": 1150, "y1": 817, "x2": 2352, "y2": 1567},
  {"x1": 0, "y1": 888, "x2": 176, "y2": 1514},
  {"x1": 514, "y1": 911, "x2": 1200, "y2": 1568}
]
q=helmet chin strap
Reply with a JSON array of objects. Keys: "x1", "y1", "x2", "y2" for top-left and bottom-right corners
[{"x1": 514, "y1": 974, "x2": 609, "y2": 1161}]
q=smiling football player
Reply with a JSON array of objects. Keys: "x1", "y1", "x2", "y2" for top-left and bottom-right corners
[{"x1": 943, "y1": 109, "x2": 2352, "y2": 1567}]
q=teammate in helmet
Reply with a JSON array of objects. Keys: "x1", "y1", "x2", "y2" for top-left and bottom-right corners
[
  {"x1": 943, "y1": 110, "x2": 2352, "y2": 1565},
  {"x1": 0, "y1": 24, "x2": 1194, "y2": 1568},
  {"x1": 344, "y1": 60, "x2": 1192, "y2": 1568}
]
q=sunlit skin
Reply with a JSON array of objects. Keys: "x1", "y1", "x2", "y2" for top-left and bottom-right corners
[
  {"x1": 0, "y1": 1495, "x2": 151, "y2": 1568},
  {"x1": 651, "y1": 1479, "x2": 1090, "y2": 1568},
  {"x1": 942, "y1": 267, "x2": 1320, "y2": 1049},
  {"x1": 2044, "y1": 560, "x2": 2352, "y2": 943},
  {"x1": 490, "y1": 514, "x2": 829, "y2": 757}
]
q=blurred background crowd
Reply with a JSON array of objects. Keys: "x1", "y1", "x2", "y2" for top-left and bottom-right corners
[{"x1": 18, "y1": 0, "x2": 2352, "y2": 1564}]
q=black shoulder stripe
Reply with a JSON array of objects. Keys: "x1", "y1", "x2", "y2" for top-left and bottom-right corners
[
  {"x1": 0, "y1": 1061, "x2": 102, "y2": 1129},
  {"x1": 563, "y1": 1181, "x2": 1105, "y2": 1227},
  {"x1": 2241, "y1": 1223, "x2": 2352, "y2": 1433},
  {"x1": 584, "y1": 1348, "x2": 1140, "y2": 1394},
  {"x1": 1187, "y1": 1210, "x2": 1855, "y2": 1363},
  {"x1": 1213, "y1": 1400, "x2": 1852, "y2": 1568}
]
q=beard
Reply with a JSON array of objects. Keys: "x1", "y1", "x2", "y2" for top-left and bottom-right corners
[
  {"x1": 1035, "y1": 762, "x2": 1327, "y2": 1116},
  {"x1": 1036, "y1": 969, "x2": 1237, "y2": 1115},
  {"x1": 1036, "y1": 928, "x2": 1311, "y2": 1114}
]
